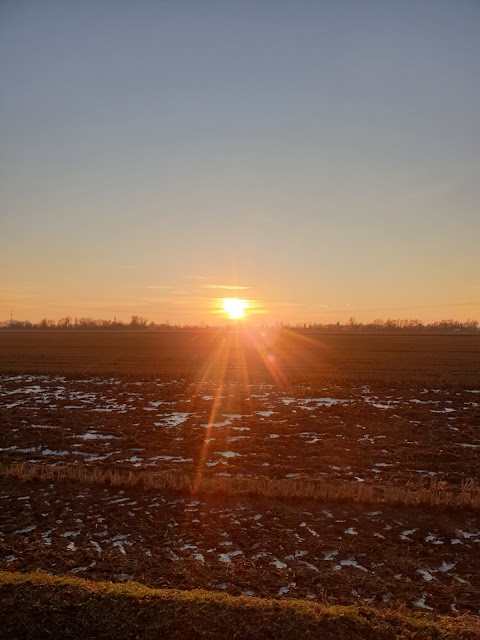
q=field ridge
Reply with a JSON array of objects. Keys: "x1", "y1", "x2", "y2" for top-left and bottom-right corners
[{"x1": 1, "y1": 570, "x2": 479, "y2": 640}]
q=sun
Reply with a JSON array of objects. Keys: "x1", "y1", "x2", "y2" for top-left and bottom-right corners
[{"x1": 222, "y1": 298, "x2": 248, "y2": 320}]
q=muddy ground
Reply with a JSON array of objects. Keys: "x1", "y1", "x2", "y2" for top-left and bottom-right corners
[
  {"x1": 1, "y1": 374, "x2": 479, "y2": 615},
  {"x1": 1, "y1": 375, "x2": 478, "y2": 487}
]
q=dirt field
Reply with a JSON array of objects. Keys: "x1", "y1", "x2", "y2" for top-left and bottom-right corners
[
  {"x1": 0, "y1": 330, "x2": 478, "y2": 384},
  {"x1": 1, "y1": 375, "x2": 479, "y2": 489},
  {"x1": 0, "y1": 332, "x2": 479, "y2": 617}
]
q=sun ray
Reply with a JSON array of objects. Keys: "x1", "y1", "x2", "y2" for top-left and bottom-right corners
[
  {"x1": 188, "y1": 325, "x2": 324, "y2": 501},
  {"x1": 192, "y1": 335, "x2": 231, "y2": 493}
]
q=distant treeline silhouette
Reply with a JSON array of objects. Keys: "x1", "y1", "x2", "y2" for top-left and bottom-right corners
[{"x1": 1, "y1": 315, "x2": 478, "y2": 332}]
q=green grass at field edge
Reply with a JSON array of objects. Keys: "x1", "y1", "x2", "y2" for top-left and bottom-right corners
[{"x1": 0, "y1": 571, "x2": 479, "y2": 640}]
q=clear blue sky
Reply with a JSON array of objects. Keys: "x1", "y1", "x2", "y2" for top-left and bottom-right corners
[{"x1": 1, "y1": 1, "x2": 479, "y2": 323}]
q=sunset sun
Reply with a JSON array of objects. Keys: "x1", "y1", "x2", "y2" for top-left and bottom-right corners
[{"x1": 222, "y1": 298, "x2": 248, "y2": 320}]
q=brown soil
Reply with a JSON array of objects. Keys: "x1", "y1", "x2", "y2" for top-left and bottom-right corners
[
  {"x1": 1, "y1": 475, "x2": 479, "y2": 615},
  {"x1": 1, "y1": 373, "x2": 479, "y2": 616},
  {"x1": 1, "y1": 375, "x2": 478, "y2": 489},
  {"x1": 0, "y1": 331, "x2": 478, "y2": 384}
]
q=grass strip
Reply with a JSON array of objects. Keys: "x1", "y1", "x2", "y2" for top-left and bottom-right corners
[
  {"x1": 1, "y1": 571, "x2": 479, "y2": 640},
  {"x1": 2, "y1": 462, "x2": 480, "y2": 512}
]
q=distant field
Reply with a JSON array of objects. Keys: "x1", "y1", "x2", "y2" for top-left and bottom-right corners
[{"x1": 0, "y1": 331, "x2": 478, "y2": 384}]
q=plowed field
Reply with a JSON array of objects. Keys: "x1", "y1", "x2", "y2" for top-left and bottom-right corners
[{"x1": 0, "y1": 332, "x2": 479, "y2": 616}]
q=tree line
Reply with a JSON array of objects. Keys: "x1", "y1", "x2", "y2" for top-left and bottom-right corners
[
  {"x1": 0, "y1": 316, "x2": 478, "y2": 332},
  {"x1": 290, "y1": 318, "x2": 479, "y2": 332}
]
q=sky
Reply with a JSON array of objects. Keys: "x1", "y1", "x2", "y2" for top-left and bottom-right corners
[{"x1": 1, "y1": 1, "x2": 479, "y2": 325}]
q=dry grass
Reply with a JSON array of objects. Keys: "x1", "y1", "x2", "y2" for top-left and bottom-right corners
[
  {"x1": 3, "y1": 462, "x2": 480, "y2": 512},
  {"x1": 1, "y1": 570, "x2": 479, "y2": 640}
]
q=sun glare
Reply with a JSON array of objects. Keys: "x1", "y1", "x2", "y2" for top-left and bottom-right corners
[{"x1": 222, "y1": 298, "x2": 248, "y2": 320}]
